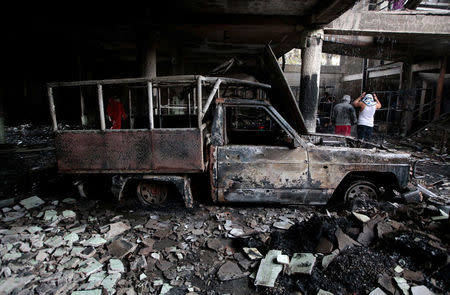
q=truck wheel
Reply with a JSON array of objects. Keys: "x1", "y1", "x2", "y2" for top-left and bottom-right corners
[
  {"x1": 344, "y1": 180, "x2": 379, "y2": 202},
  {"x1": 136, "y1": 181, "x2": 168, "y2": 206}
]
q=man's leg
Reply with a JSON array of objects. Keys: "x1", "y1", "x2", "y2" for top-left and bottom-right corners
[
  {"x1": 345, "y1": 125, "x2": 351, "y2": 136},
  {"x1": 365, "y1": 126, "x2": 373, "y2": 141},
  {"x1": 357, "y1": 125, "x2": 365, "y2": 140}
]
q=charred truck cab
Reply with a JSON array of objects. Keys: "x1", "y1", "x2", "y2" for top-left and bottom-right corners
[
  {"x1": 47, "y1": 75, "x2": 412, "y2": 208},
  {"x1": 209, "y1": 98, "x2": 410, "y2": 205}
]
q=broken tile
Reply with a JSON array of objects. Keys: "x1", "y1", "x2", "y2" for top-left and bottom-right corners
[
  {"x1": 403, "y1": 269, "x2": 424, "y2": 282},
  {"x1": 236, "y1": 246, "x2": 261, "y2": 261},
  {"x1": 229, "y1": 228, "x2": 245, "y2": 237},
  {"x1": 254, "y1": 250, "x2": 283, "y2": 287},
  {"x1": 83, "y1": 235, "x2": 107, "y2": 247},
  {"x1": 139, "y1": 273, "x2": 147, "y2": 280},
  {"x1": 108, "y1": 259, "x2": 125, "y2": 273},
  {"x1": 70, "y1": 225, "x2": 87, "y2": 234},
  {"x1": 289, "y1": 253, "x2": 316, "y2": 275},
  {"x1": 410, "y1": 285, "x2": 434, "y2": 295},
  {"x1": 276, "y1": 254, "x2": 290, "y2": 265},
  {"x1": 317, "y1": 290, "x2": 334, "y2": 295},
  {"x1": 273, "y1": 221, "x2": 293, "y2": 230},
  {"x1": 352, "y1": 212, "x2": 370, "y2": 223},
  {"x1": 26, "y1": 226, "x2": 42, "y2": 234},
  {"x1": 43, "y1": 209, "x2": 58, "y2": 221},
  {"x1": 108, "y1": 239, "x2": 137, "y2": 258},
  {"x1": 19, "y1": 242, "x2": 31, "y2": 253},
  {"x1": 104, "y1": 221, "x2": 131, "y2": 240},
  {"x1": 78, "y1": 258, "x2": 103, "y2": 276},
  {"x1": 71, "y1": 290, "x2": 102, "y2": 295},
  {"x1": 53, "y1": 247, "x2": 67, "y2": 257},
  {"x1": 3, "y1": 252, "x2": 22, "y2": 261},
  {"x1": 19, "y1": 196, "x2": 45, "y2": 209},
  {"x1": 369, "y1": 287, "x2": 387, "y2": 295},
  {"x1": 2, "y1": 211, "x2": 25, "y2": 222},
  {"x1": 357, "y1": 223, "x2": 375, "y2": 247},
  {"x1": 0, "y1": 275, "x2": 35, "y2": 294},
  {"x1": 101, "y1": 273, "x2": 121, "y2": 294},
  {"x1": 159, "y1": 283, "x2": 173, "y2": 295},
  {"x1": 62, "y1": 210, "x2": 76, "y2": 218},
  {"x1": 394, "y1": 277, "x2": 410, "y2": 295},
  {"x1": 217, "y1": 261, "x2": 244, "y2": 281},
  {"x1": 64, "y1": 232, "x2": 79, "y2": 245},
  {"x1": 44, "y1": 235, "x2": 64, "y2": 248},
  {"x1": 79, "y1": 247, "x2": 96, "y2": 259},
  {"x1": 207, "y1": 238, "x2": 224, "y2": 252},
  {"x1": 335, "y1": 228, "x2": 359, "y2": 250},
  {"x1": 378, "y1": 274, "x2": 396, "y2": 294},
  {"x1": 322, "y1": 250, "x2": 338, "y2": 269},
  {"x1": 36, "y1": 250, "x2": 49, "y2": 261}
]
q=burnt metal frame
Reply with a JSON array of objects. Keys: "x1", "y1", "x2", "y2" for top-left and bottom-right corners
[
  {"x1": 47, "y1": 75, "x2": 270, "y2": 132},
  {"x1": 217, "y1": 98, "x2": 305, "y2": 148}
]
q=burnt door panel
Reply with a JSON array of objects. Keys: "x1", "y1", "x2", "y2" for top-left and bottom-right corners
[{"x1": 216, "y1": 145, "x2": 309, "y2": 203}]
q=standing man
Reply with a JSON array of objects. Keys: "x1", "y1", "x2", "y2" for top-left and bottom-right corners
[
  {"x1": 331, "y1": 94, "x2": 357, "y2": 136},
  {"x1": 352, "y1": 92, "x2": 382, "y2": 141},
  {"x1": 107, "y1": 96, "x2": 127, "y2": 129}
]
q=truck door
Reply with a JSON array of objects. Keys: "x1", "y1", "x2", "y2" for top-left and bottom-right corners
[{"x1": 215, "y1": 104, "x2": 309, "y2": 204}]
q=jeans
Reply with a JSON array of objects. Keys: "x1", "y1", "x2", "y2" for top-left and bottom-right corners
[{"x1": 357, "y1": 125, "x2": 373, "y2": 141}]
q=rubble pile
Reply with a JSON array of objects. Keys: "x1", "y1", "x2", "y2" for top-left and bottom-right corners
[
  {"x1": 0, "y1": 190, "x2": 448, "y2": 295},
  {"x1": 5, "y1": 124, "x2": 54, "y2": 148}
]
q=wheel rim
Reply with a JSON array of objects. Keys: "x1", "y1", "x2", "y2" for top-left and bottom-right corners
[
  {"x1": 345, "y1": 181, "x2": 378, "y2": 201},
  {"x1": 137, "y1": 182, "x2": 168, "y2": 205}
]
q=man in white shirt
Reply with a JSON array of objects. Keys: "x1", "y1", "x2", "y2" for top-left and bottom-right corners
[{"x1": 352, "y1": 92, "x2": 382, "y2": 141}]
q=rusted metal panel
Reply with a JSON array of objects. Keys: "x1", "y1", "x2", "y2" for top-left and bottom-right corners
[
  {"x1": 308, "y1": 146, "x2": 411, "y2": 189},
  {"x1": 215, "y1": 145, "x2": 309, "y2": 203},
  {"x1": 55, "y1": 129, "x2": 204, "y2": 173}
]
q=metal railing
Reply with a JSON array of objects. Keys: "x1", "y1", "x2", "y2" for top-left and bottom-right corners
[{"x1": 47, "y1": 75, "x2": 270, "y2": 132}]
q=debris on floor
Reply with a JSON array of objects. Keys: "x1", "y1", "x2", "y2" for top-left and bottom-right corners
[{"x1": 0, "y1": 126, "x2": 448, "y2": 294}]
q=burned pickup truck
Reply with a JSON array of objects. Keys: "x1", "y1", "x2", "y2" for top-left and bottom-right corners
[{"x1": 47, "y1": 75, "x2": 413, "y2": 208}]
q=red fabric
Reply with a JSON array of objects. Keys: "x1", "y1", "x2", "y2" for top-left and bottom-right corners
[
  {"x1": 335, "y1": 125, "x2": 351, "y2": 136},
  {"x1": 107, "y1": 99, "x2": 127, "y2": 129}
]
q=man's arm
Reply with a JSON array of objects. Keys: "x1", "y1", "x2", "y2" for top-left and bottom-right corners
[
  {"x1": 352, "y1": 92, "x2": 366, "y2": 109},
  {"x1": 331, "y1": 105, "x2": 336, "y2": 125},
  {"x1": 350, "y1": 106, "x2": 357, "y2": 125},
  {"x1": 373, "y1": 93, "x2": 382, "y2": 110}
]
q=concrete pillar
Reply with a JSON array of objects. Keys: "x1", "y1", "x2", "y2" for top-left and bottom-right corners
[
  {"x1": 361, "y1": 58, "x2": 369, "y2": 92},
  {"x1": 418, "y1": 80, "x2": 427, "y2": 120},
  {"x1": 0, "y1": 95, "x2": 4, "y2": 145},
  {"x1": 434, "y1": 57, "x2": 447, "y2": 120},
  {"x1": 399, "y1": 62, "x2": 414, "y2": 136},
  {"x1": 142, "y1": 40, "x2": 157, "y2": 78},
  {"x1": 298, "y1": 29, "x2": 324, "y2": 133}
]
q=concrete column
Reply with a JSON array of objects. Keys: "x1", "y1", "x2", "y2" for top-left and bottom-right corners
[
  {"x1": 0, "y1": 94, "x2": 4, "y2": 145},
  {"x1": 434, "y1": 57, "x2": 447, "y2": 120},
  {"x1": 361, "y1": 58, "x2": 369, "y2": 92},
  {"x1": 299, "y1": 29, "x2": 324, "y2": 133},
  {"x1": 399, "y1": 62, "x2": 414, "y2": 136},
  {"x1": 418, "y1": 80, "x2": 427, "y2": 120},
  {"x1": 142, "y1": 41, "x2": 157, "y2": 78}
]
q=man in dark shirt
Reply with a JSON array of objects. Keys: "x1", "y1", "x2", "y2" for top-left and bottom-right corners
[{"x1": 331, "y1": 95, "x2": 357, "y2": 136}]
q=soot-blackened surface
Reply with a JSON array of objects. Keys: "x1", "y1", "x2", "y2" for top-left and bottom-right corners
[
  {"x1": 269, "y1": 216, "x2": 356, "y2": 255},
  {"x1": 324, "y1": 246, "x2": 394, "y2": 294}
]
